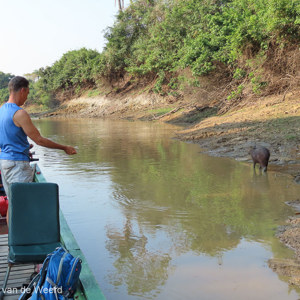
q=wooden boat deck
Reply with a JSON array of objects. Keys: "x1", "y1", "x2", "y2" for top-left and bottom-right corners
[{"x1": 0, "y1": 234, "x2": 34, "y2": 299}]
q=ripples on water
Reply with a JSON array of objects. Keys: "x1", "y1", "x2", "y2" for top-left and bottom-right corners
[{"x1": 34, "y1": 118, "x2": 300, "y2": 300}]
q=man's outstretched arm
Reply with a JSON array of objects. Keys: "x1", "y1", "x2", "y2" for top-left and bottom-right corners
[{"x1": 14, "y1": 109, "x2": 77, "y2": 155}]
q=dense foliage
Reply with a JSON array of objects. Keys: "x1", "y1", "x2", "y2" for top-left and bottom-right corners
[
  {"x1": 3, "y1": 0, "x2": 298, "y2": 106},
  {"x1": 0, "y1": 72, "x2": 14, "y2": 103},
  {"x1": 37, "y1": 48, "x2": 102, "y2": 91},
  {"x1": 103, "y1": 0, "x2": 299, "y2": 78},
  {"x1": 28, "y1": 48, "x2": 102, "y2": 106}
]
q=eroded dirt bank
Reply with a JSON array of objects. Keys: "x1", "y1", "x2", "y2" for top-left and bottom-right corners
[
  {"x1": 174, "y1": 92, "x2": 300, "y2": 178},
  {"x1": 31, "y1": 89, "x2": 300, "y2": 285}
]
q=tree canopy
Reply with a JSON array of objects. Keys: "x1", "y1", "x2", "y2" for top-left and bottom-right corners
[
  {"x1": 2, "y1": 0, "x2": 299, "y2": 106},
  {"x1": 0, "y1": 72, "x2": 13, "y2": 103}
]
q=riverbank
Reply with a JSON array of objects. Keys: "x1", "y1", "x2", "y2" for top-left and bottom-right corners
[
  {"x1": 174, "y1": 91, "x2": 300, "y2": 179},
  {"x1": 30, "y1": 89, "x2": 300, "y2": 179}
]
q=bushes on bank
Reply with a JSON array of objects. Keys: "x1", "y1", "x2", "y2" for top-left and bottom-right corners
[
  {"x1": 22, "y1": 0, "x2": 300, "y2": 106},
  {"x1": 0, "y1": 72, "x2": 14, "y2": 103}
]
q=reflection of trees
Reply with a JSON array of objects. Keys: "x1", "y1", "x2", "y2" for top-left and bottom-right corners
[
  {"x1": 105, "y1": 214, "x2": 171, "y2": 295},
  {"x1": 35, "y1": 118, "x2": 297, "y2": 252},
  {"x1": 35, "y1": 118, "x2": 300, "y2": 295}
]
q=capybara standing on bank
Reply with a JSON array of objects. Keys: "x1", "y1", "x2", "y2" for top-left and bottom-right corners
[{"x1": 249, "y1": 146, "x2": 270, "y2": 172}]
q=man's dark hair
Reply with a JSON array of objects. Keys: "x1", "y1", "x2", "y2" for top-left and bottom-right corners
[{"x1": 8, "y1": 76, "x2": 29, "y2": 93}]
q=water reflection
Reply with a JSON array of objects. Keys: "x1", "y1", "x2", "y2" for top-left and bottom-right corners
[
  {"x1": 106, "y1": 216, "x2": 171, "y2": 296},
  {"x1": 33, "y1": 118, "x2": 300, "y2": 300}
]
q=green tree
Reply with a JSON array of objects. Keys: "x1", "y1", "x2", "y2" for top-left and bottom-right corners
[
  {"x1": 34, "y1": 0, "x2": 300, "y2": 98},
  {"x1": 0, "y1": 71, "x2": 14, "y2": 103}
]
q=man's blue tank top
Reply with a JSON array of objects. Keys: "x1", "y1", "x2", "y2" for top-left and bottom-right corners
[{"x1": 0, "y1": 103, "x2": 30, "y2": 161}]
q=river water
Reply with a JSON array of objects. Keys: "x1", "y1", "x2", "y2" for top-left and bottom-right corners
[{"x1": 33, "y1": 118, "x2": 300, "y2": 300}]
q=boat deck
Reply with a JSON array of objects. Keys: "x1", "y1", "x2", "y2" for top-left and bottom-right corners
[{"x1": 0, "y1": 234, "x2": 35, "y2": 299}]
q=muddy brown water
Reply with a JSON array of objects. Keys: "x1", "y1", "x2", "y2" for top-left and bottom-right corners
[{"x1": 33, "y1": 118, "x2": 300, "y2": 300}]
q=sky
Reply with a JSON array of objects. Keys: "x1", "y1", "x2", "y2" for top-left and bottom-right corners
[{"x1": 0, "y1": 0, "x2": 129, "y2": 76}]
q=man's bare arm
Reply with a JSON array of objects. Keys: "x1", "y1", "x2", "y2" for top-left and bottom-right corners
[{"x1": 14, "y1": 110, "x2": 77, "y2": 155}]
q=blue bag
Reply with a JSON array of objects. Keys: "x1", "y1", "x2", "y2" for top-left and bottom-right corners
[{"x1": 19, "y1": 247, "x2": 81, "y2": 300}]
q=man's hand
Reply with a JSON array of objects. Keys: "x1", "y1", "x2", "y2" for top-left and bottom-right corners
[{"x1": 64, "y1": 146, "x2": 77, "y2": 155}]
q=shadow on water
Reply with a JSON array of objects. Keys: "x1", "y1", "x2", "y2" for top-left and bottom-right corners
[{"x1": 34, "y1": 118, "x2": 300, "y2": 300}]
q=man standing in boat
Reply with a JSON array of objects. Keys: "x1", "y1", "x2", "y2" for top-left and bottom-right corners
[{"x1": 0, "y1": 76, "x2": 77, "y2": 206}]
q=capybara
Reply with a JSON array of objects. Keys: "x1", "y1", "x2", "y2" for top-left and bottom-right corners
[{"x1": 249, "y1": 146, "x2": 270, "y2": 172}]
